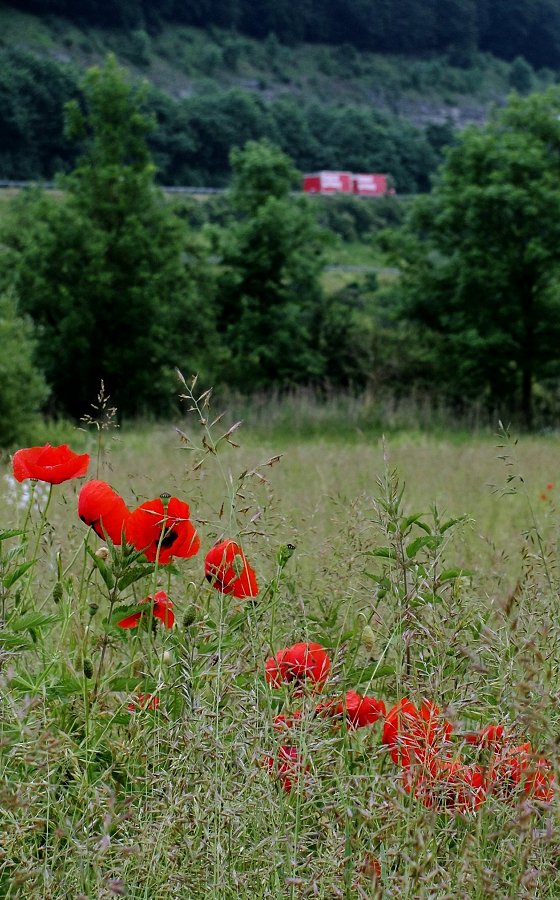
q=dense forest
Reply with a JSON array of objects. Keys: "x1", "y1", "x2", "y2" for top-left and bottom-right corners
[
  {"x1": 7, "y1": 0, "x2": 560, "y2": 69},
  {"x1": 0, "y1": 45, "x2": 447, "y2": 190}
]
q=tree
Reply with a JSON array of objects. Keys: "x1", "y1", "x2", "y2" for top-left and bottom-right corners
[
  {"x1": 214, "y1": 139, "x2": 329, "y2": 389},
  {"x1": 391, "y1": 87, "x2": 560, "y2": 428},
  {"x1": 0, "y1": 291, "x2": 49, "y2": 446},
  {"x1": 1, "y1": 55, "x2": 210, "y2": 419}
]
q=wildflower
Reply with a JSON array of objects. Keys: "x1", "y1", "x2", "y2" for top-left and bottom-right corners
[
  {"x1": 547, "y1": 482, "x2": 554, "y2": 490},
  {"x1": 128, "y1": 693, "x2": 160, "y2": 711},
  {"x1": 204, "y1": 539, "x2": 258, "y2": 598},
  {"x1": 489, "y1": 742, "x2": 555, "y2": 802},
  {"x1": 317, "y1": 690, "x2": 386, "y2": 729},
  {"x1": 273, "y1": 710, "x2": 303, "y2": 731},
  {"x1": 265, "y1": 744, "x2": 308, "y2": 792},
  {"x1": 265, "y1": 642, "x2": 331, "y2": 694},
  {"x1": 125, "y1": 496, "x2": 200, "y2": 564},
  {"x1": 382, "y1": 697, "x2": 453, "y2": 768},
  {"x1": 465, "y1": 723, "x2": 506, "y2": 750},
  {"x1": 360, "y1": 853, "x2": 382, "y2": 880},
  {"x1": 116, "y1": 591, "x2": 175, "y2": 629},
  {"x1": 12, "y1": 443, "x2": 90, "y2": 484},
  {"x1": 78, "y1": 479, "x2": 130, "y2": 544},
  {"x1": 403, "y1": 759, "x2": 487, "y2": 812}
]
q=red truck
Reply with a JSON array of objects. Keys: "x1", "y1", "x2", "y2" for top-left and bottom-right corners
[{"x1": 302, "y1": 170, "x2": 394, "y2": 196}]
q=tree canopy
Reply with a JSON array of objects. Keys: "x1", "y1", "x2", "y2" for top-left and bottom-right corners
[
  {"x1": 0, "y1": 56, "x2": 210, "y2": 419},
  {"x1": 389, "y1": 87, "x2": 560, "y2": 427}
]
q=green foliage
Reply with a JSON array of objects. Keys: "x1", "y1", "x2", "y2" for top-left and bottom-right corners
[
  {"x1": 0, "y1": 291, "x2": 49, "y2": 446},
  {"x1": 214, "y1": 139, "x2": 329, "y2": 388},
  {"x1": 0, "y1": 56, "x2": 213, "y2": 419},
  {"x1": 387, "y1": 87, "x2": 560, "y2": 428}
]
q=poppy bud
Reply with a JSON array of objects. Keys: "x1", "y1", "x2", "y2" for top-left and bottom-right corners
[
  {"x1": 183, "y1": 606, "x2": 197, "y2": 628},
  {"x1": 52, "y1": 582, "x2": 63, "y2": 604},
  {"x1": 95, "y1": 546, "x2": 110, "y2": 560},
  {"x1": 276, "y1": 544, "x2": 295, "y2": 567},
  {"x1": 88, "y1": 603, "x2": 99, "y2": 617},
  {"x1": 83, "y1": 658, "x2": 94, "y2": 679},
  {"x1": 361, "y1": 625, "x2": 376, "y2": 653}
]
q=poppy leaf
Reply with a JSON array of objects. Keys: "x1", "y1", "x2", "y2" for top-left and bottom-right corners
[
  {"x1": 0, "y1": 633, "x2": 33, "y2": 650},
  {"x1": 406, "y1": 535, "x2": 442, "y2": 558},
  {"x1": 110, "y1": 602, "x2": 149, "y2": 625},
  {"x1": 3, "y1": 560, "x2": 37, "y2": 589},
  {"x1": 0, "y1": 529, "x2": 23, "y2": 542},
  {"x1": 117, "y1": 565, "x2": 155, "y2": 591},
  {"x1": 10, "y1": 612, "x2": 59, "y2": 632}
]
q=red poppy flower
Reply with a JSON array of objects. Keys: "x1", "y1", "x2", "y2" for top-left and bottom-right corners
[
  {"x1": 382, "y1": 697, "x2": 453, "y2": 768},
  {"x1": 403, "y1": 760, "x2": 487, "y2": 812},
  {"x1": 317, "y1": 690, "x2": 386, "y2": 729},
  {"x1": 265, "y1": 642, "x2": 331, "y2": 694},
  {"x1": 116, "y1": 591, "x2": 175, "y2": 629},
  {"x1": 265, "y1": 745, "x2": 308, "y2": 792},
  {"x1": 128, "y1": 693, "x2": 160, "y2": 711},
  {"x1": 12, "y1": 443, "x2": 90, "y2": 485},
  {"x1": 125, "y1": 496, "x2": 200, "y2": 564},
  {"x1": 465, "y1": 723, "x2": 506, "y2": 750},
  {"x1": 273, "y1": 710, "x2": 303, "y2": 731},
  {"x1": 360, "y1": 854, "x2": 382, "y2": 881},
  {"x1": 489, "y1": 741, "x2": 554, "y2": 802},
  {"x1": 205, "y1": 540, "x2": 258, "y2": 598},
  {"x1": 523, "y1": 757, "x2": 555, "y2": 802},
  {"x1": 78, "y1": 480, "x2": 130, "y2": 544}
]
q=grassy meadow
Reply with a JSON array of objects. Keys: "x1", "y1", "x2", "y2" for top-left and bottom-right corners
[{"x1": 1, "y1": 394, "x2": 560, "y2": 898}]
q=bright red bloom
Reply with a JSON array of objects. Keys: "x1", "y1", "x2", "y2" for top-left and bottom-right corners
[
  {"x1": 205, "y1": 539, "x2": 258, "y2": 598},
  {"x1": 265, "y1": 642, "x2": 331, "y2": 694},
  {"x1": 128, "y1": 693, "x2": 160, "y2": 711},
  {"x1": 116, "y1": 591, "x2": 175, "y2": 629},
  {"x1": 403, "y1": 760, "x2": 487, "y2": 812},
  {"x1": 547, "y1": 482, "x2": 554, "y2": 490},
  {"x1": 78, "y1": 480, "x2": 130, "y2": 544},
  {"x1": 489, "y1": 742, "x2": 555, "y2": 802},
  {"x1": 125, "y1": 496, "x2": 200, "y2": 564},
  {"x1": 273, "y1": 710, "x2": 303, "y2": 731},
  {"x1": 382, "y1": 697, "x2": 453, "y2": 768},
  {"x1": 12, "y1": 443, "x2": 90, "y2": 485},
  {"x1": 317, "y1": 690, "x2": 386, "y2": 729},
  {"x1": 265, "y1": 745, "x2": 308, "y2": 792},
  {"x1": 360, "y1": 854, "x2": 382, "y2": 881},
  {"x1": 524, "y1": 757, "x2": 555, "y2": 802},
  {"x1": 465, "y1": 724, "x2": 506, "y2": 750}
]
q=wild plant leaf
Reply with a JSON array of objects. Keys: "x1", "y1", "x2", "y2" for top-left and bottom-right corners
[
  {"x1": 3, "y1": 560, "x2": 36, "y2": 589},
  {"x1": 440, "y1": 516, "x2": 467, "y2": 533},
  {"x1": 108, "y1": 676, "x2": 158, "y2": 692},
  {"x1": 406, "y1": 535, "x2": 442, "y2": 558},
  {"x1": 86, "y1": 545, "x2": 114, "y2": 589},
  {"x1": 401, "y1": 513, "x2": 428, "y2": 532},
  {"x1": 367, "y1": 547, "x2": 397, "y2": 560},
  {"x1": 347, "y1": 662, "x2": 396, "y2": 687},
  {"x1": 437, "y1": 567, "x2": 472, "y2": 583}
]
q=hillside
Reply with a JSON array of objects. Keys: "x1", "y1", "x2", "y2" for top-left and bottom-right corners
[{"x1": 0, "y1": 4, "x2": 556, "y2": 189}]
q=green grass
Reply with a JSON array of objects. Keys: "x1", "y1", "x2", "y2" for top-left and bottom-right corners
[{"x1": 0, "y1": 394, "x2": 559, "y2": 897}]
